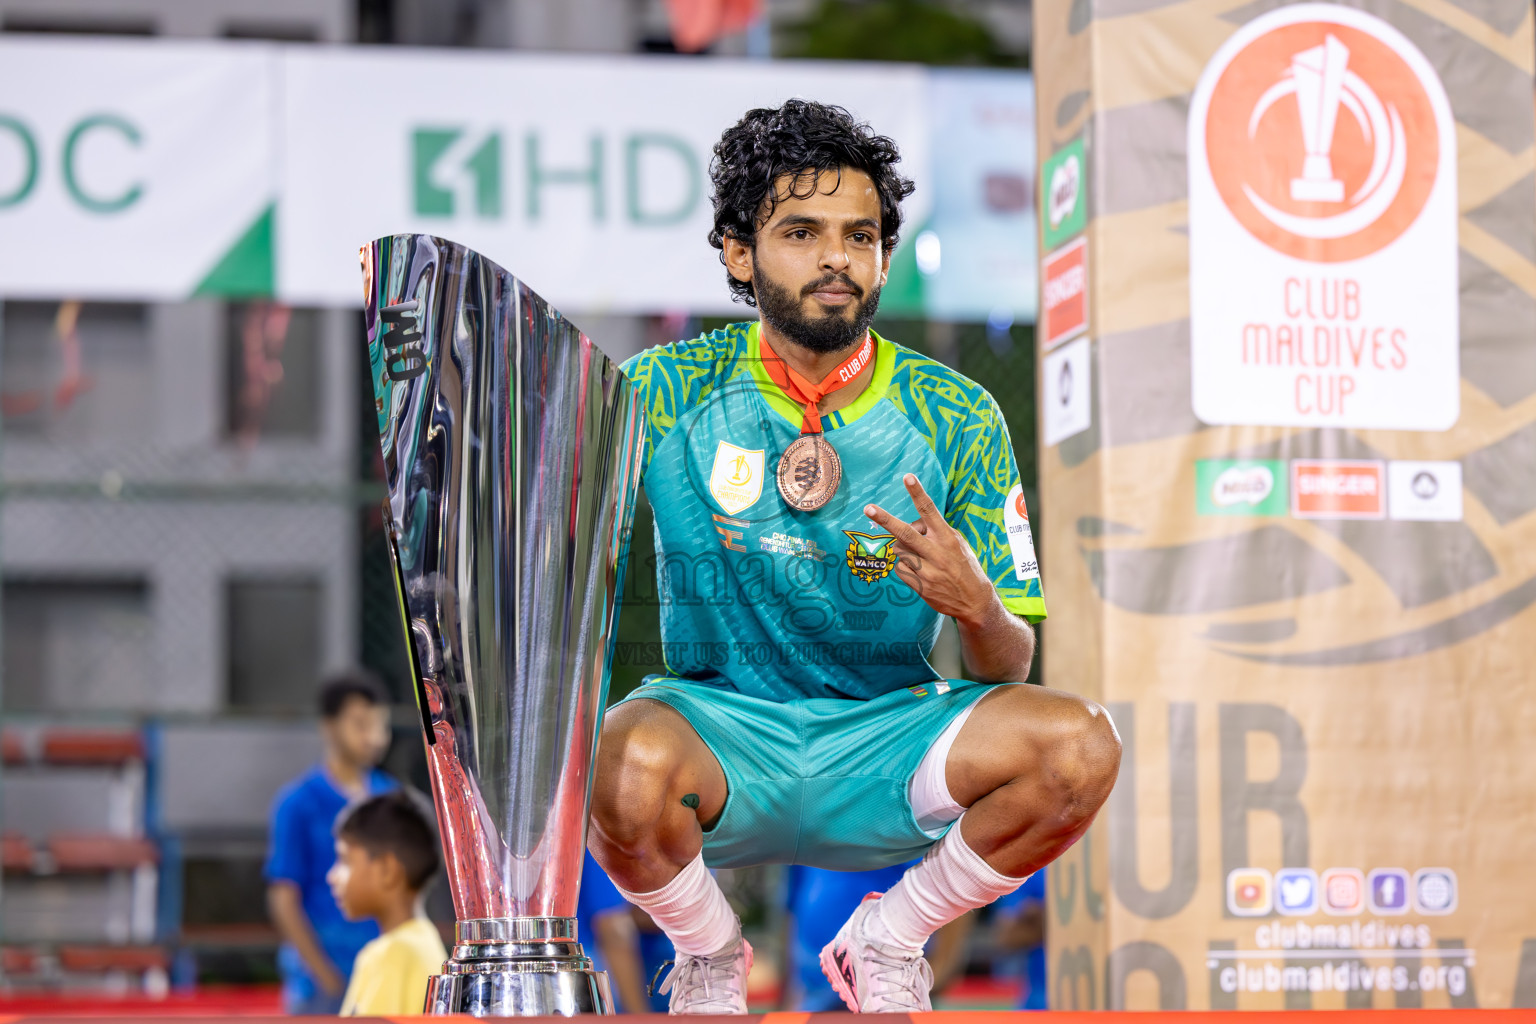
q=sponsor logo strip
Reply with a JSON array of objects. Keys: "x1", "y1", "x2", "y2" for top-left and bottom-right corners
[
  {"x1": 1292, "y1": 459, "x2": 1385, "y2": 519},
  {"x1": 1041, "y1": 236, "x2": 1088, "y2": 350},
  {"x1": 1197, "y1": 459, "x2": 1288, "y2": 516}
]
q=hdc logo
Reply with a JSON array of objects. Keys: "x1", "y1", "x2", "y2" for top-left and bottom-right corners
[
  {"x1": 0, "y1": 113, "x2": 145, "y2": 214},
  {"x1": 413, "y1": 128, "x2": 503, "y2": 218},
  {"x1": 378, "y1": 301, "x2": 427, "y2": 382},
  {"x1": 410, "y1": 127, "x2": 703, "y2": 225}
]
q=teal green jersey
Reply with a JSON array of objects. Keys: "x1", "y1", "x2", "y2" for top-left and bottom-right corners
[{"x1": 621, "y1": 321, "x2": 1045, "y2": 703}]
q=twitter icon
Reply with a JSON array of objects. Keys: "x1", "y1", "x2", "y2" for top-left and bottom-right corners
[{"x1": 1275, "y1": 868, "x2": 1319, "y2": 916}]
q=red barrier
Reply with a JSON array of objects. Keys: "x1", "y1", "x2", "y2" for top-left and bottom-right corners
[
  {"x1": 40, "y1": 729, "x2": 143, "y2": 765},
  {"x1": 1, "y1": 834, "x2": 34, "y2": 871},
  {"x1": 47, "y1": 834, "x2": 158, "y2": 871}
]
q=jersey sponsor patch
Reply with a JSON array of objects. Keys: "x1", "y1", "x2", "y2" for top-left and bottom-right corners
[
  {"x1": 712, "y1": 513, "x2": 748, "y2": 552},
  {"x1": 709, "y1": 441, "x2": 764, "y2": 515},
  {"x1": 843, "y1": 531, "x2": 896, "y2": 583},
  {"x1": 1003, "y1": 484, "x2": 1040, "y2": 581},
  {"x1": 759, "y1": 531, "x2": 827, "y2": 561}
]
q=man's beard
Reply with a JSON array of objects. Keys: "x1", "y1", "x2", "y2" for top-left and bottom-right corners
[{"x1": 754, "y1": 266, "x2": 882, "y2": 354}]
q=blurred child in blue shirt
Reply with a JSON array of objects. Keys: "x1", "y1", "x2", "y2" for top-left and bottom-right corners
[{"x1": 264, "y1": 673, "x2": 396, "y2": 1014}]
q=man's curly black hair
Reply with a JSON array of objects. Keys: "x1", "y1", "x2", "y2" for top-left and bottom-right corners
[{"x1": 708, "y1": 100, "x2": 917, "y2": 307}]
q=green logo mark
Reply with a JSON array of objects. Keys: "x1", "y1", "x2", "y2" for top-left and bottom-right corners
[
  {"x1": 1041, "y1": 136, "x2": 1086, "y2": 250},
  {"x1": 0, "y1": 112, "x2": 144, "y2": 214},
  {"x1": 413, "y1": 128, "x2": 501, "y2": 218},
  {"x1": 1196, "y1": 459, "x2": 1288, "y2": 516}
]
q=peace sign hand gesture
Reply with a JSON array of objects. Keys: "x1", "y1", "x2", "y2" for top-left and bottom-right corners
[{"x1": 864, "y1": 474, "x2": 997, "y2": 627}]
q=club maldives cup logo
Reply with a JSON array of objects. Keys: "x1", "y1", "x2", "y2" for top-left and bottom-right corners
[
  {"x1": 1188, "y1": 5, "x2": 1458, "y2": 431},
  {"x1": 1205, "y1": 24, "x2": 1436, "y2": 262}
]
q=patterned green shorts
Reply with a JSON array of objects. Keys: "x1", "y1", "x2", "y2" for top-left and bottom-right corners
[{"x1": 617, "y1": 677, "x2": 997, "y2": 870}]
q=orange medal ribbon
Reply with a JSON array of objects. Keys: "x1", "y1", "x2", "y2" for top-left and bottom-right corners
[{"x1": 759, "y1": 332, "x2": 876, "y2": 434}]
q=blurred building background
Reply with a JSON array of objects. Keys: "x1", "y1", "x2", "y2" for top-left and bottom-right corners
[{"x1": 0, "y1": 0, "x2": 1039, "y2": 1006}]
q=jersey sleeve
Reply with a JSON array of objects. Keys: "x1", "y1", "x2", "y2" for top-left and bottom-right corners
[
  {"x1": 620, "y1": 348, "x2": 671, "y2": 480},
  {"x1": 945, "y1": 392, "x2": 1047, "y2": 623},
  {"x1": 620, "y1": 328, "x2": 738, "y2": 479}
]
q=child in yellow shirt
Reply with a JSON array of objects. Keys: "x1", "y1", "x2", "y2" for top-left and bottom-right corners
[{"x1": 326, "y1": 790, "x2": 448, "y2": 1015}]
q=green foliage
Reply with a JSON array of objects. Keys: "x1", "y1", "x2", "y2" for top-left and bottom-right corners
[{"x1": 781, "y1": 0, "x2": 1015, "y2": 67}]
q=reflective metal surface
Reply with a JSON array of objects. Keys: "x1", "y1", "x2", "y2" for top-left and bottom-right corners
[
  {"x1": 458, "y1": 917, "x2": 578, "y2": 943},
  {"x1": 425, "y1": 960, "x2": 613, "y2": 1016},
  {"x1": 362, "y1": 234, "x2": 643, "y2": 1016}
]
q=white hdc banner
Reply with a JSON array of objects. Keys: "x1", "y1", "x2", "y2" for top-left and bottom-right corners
[
  {"x1": 0, "y1": 38, "x2": 278, "y2": 300},
  {"x1": 0, "y1": 39, "x2": 1036, "y2": 316},
  {"x1": 280, "y1": 50, "x2": 930, "y2": 313}
]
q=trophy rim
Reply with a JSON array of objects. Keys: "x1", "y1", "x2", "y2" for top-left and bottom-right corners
[{"x1": 457, "y1": 916, "x2": 579, "y2": 944}]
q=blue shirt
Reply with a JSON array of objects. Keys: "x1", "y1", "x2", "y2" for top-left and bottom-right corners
[
  {"x1": 577, "y1": 851, "x2": 673, "y2": 1013},
  {"x1": 784, "y1": 862, "x2": 916, "y2": 1011},
  {"x1": 264, "y1": 764, "x2": 396, "y2": 996},
  {"x1": 577, "y1": 850, "x2": 628, "y2": 972},
  {"x1": 994, "y1": 872, "x2": 1048, "y2": 1009}
]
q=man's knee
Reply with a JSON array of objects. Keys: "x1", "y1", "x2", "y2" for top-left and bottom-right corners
[
  {"x1": 590, "y1": 703, "x2": 687, "y2": 851},
  {"x1": 1039, "y1": 698, "x2": 1121, "y2": 819}
]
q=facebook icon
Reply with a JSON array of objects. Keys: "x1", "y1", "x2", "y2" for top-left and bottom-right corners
[{"x1": 1368, "y1": 868, "x2": 1410, "y2": 914}]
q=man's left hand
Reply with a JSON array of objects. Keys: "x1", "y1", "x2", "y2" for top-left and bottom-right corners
[{"x1": 865, "y1": 474, "x2": 997, "y2": 626}]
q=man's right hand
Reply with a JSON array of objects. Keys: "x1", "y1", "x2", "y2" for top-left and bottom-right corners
[{"x1": 267, "y1": 881, "x2": 345, "y2": 999}]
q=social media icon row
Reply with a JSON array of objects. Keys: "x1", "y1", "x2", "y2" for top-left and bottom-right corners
[{"x1": 1228, "y1": 868, "x2": 1456, "y2": 917}]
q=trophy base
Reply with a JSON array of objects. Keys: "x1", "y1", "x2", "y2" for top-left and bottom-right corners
[
  {"x1": 423, "y1": 917, "x2": 614, "y2": 1017},
  {"x1": 424, "y1": 966, "x2": 612, "y2": 1017}
]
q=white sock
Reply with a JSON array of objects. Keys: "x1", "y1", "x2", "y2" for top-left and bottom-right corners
[
  {"x1": 614, "y1": 850, "x2": 738, "y2": 956},
  {"x1": 870, "y1": 817, "x2": 1028, "y2": 952}
]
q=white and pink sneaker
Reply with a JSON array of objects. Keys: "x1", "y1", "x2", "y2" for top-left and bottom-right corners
[
  {"x1": 819, "y1": 894, "x2": 934, "y2": 1012},
  {"x1": 657, "y1": 930, "x2": 754, "y2": 1015}
]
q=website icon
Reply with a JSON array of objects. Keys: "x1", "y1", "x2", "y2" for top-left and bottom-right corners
[{"x1": 1414, "y1": 868, "x2": 1457, "y2": 915}]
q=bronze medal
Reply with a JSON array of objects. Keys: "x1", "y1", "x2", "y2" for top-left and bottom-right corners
[
  {"x1": 777, "y1": 433, "x2": 842, "y2": 511},
  {"x1": 758, "y1": 331, "x2": 872, "y2": 512}
]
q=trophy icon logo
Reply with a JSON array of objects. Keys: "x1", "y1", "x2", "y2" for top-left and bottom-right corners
[
  {"x1": 1200, "y1": 12, "x2": 1440, "y2": 262},
  {"x1": 1288, "y1": 35, "x2": 1353, "y2": 204},
  {"x1": 1241, "y1": 32, "x2": 1407, "y2": 239},
  {"x1": 709, "y1": 441, "x2": 764, "y2": 515}
]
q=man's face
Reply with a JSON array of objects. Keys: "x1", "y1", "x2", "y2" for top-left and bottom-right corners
[
  {"x1": 728, "y1": 167, "x2": 889, "y2": 353},
  {"x1": 325, "y1": 697, "x2": 391, "y2": 769}
]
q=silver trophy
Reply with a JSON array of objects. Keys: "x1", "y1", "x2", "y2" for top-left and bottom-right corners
[{"x1": 362, "y1": 234, "x2": 643, "y2": 1016}]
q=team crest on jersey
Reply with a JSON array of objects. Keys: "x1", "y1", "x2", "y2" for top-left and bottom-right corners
[
  {"x1": 709, "y1": 441, "x2": 764, "y2": 515},
  {"x1": 843, "y1": 531, "x2": 897, "y2": 583}
]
